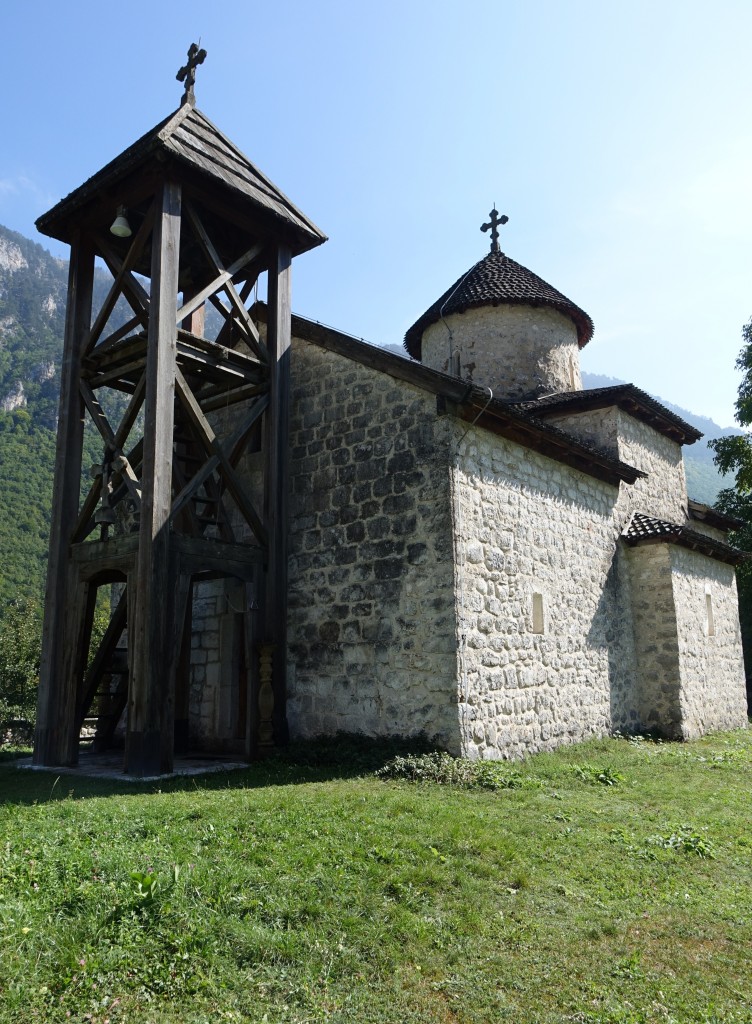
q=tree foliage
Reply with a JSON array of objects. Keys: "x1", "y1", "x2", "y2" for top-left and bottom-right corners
[
  {"x1": 709, "y1": 317, "x2": 752, "y2": 687},
  {"x1": 708, "y1": 318, "x2": 752, "y2": 489},
  {"x1": 0, "y1": 597, "x2": 41, "y2": 725}
]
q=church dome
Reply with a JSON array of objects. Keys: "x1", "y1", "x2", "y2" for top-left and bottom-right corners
[{"x1": 404, "y1": 248, "x2": 593, "y2": 360}]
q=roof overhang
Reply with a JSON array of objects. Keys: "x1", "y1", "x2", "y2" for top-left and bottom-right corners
[
  {"x1": 36, "y1": 103, "x2": 327, "y2": 260},
  {"x1": 254, "y1": 303, "x2": 644, "y2": 489},
  {"x1": 511, "y1": 385, "x2": 702, "y2": 446},
  {"x1": 623, "y1": 512, "x2": 748, "y2": 566}
]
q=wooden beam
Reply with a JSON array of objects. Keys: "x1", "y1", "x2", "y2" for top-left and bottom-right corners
[
  {"x1": 214, "y1": 265, "x2": 266, "y2": 351},
  {"x1": 175, "y1": 239, "x2": 264, "y2": 324},
  {"x1": 35, "y1": 234, "x2": 95, "y2": 767},
  {"x1": 95, "y1": 313, "x2": 144, "y2": 355},
  {"x1": 85, "y1": 203, "x2": 155, "y2": 355},
  {"x1": 79, "y1": 380, "x2": 142, "y2": 506},
  {"x1": 75, "y1": 588, "x2": 128, "y2": 733},
  {"x1": 263, "y1": 243, "x2": 292, "y2": 746},
  {"x1": 183, "y1": 202, "x2": 267, "y2": 362},
  {"x1": 94, "y1": 233, "x2": 151, "y2": 324},
  {"x1": 126, "y1": 180, "x2": 182, "y2": 778},
  {"x1": 175, "y1": 368, "x2": 268, "y2": 546},
  {"x1": 199, "y1": 382, "x2": 267, "y2": 413},
  {"x1": 171, "y1": 394, "x2": 268, "y2": 521}
]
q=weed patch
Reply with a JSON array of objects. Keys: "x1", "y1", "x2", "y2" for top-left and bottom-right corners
[{"x1": 377, "y1": 750, "x2": 541, "y2": 790}]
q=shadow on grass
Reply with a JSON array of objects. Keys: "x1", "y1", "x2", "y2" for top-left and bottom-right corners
[{"x1": 0, "y1": 733, "x2": 437, "y2": 806}]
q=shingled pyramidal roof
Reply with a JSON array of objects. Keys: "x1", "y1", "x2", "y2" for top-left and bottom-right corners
[
  {"x1": 404, "y1": 249, "x2": 594, "y2": 360},
  {"x1": 37, "y1": 102, "x2": 327, "y2": 257}
]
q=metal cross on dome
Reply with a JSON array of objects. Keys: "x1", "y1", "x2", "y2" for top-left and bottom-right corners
[
  {"x1": 177, "y1": 42, "x2": 208, "y2": 105},
  {"x1": 481, "y1": 207, "x2": 509, "y2": 253}
]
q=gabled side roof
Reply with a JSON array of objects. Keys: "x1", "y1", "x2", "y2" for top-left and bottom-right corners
[
  {"x1": 510, "y1": 385, "x2": 702, "y2": 446},
  {"x1": 253, "y1": 302, "x2": 643, "y2": 489},
  {"x1": 36, "y1": 103, "x2": 327, "y2": 257},
  {"x1": 623, "y1": 511, "x2": 748, "y2": 566},
  {"x1": 688, "y1": 498, "x2": 743, "y2": 533}
]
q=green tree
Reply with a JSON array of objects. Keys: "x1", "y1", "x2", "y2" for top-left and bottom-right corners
[
  {"x1": 708, "y1": 316, "x2": 752, "y2": 690},
  {"x1": 0, "y1": 598, "x2": 41, "y2": 727}
]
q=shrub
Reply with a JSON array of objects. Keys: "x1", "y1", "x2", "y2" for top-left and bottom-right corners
[
  {"x1": 0, "y1": 597, "x2": 41, "y2": 731},
  {"x1": 377, "y1": 751, "x2": 536, "y2": 790}
]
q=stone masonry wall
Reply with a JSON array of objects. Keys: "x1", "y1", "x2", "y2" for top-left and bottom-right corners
[
  {"x1": 451, "y1": 424, "x2": 626, "y2": 759},
  {"x1": 670, "y1": 547, "x2": 747, "y2": 737},
  {"x1": 189, "y1": 577, "x2": 251, "y2": 753},
  {"x1": 421, "y1": 304, "x2": 582, "y2": 401},
  {"x1": 615, "y1": 410, "x2": 687, "y2": 523},
  {"x1": 686, "y1": 520, "x2": 729, "y2": 543},
  {"x1": 549, "y1": 407, "x2": 687, "y2": 526},
  {"x1": 626, "y1": 544, "x2": 684, "y2": 737},
  {"x1": 183, "y1": 329, "x2": 745, "y2": 758},
  {"x1": 546, "y1": 408, "x2": 619, "y2": 458},
  {"x1": 285, "y1": 338, "x2": 461, "y2": 748}
]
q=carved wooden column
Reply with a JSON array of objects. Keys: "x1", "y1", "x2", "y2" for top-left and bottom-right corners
[
  {"x1": 125, "y1": 180, "x2": 182, "y2": 776},
  {"x1": 34, "y1": 234, "x2": 95, "y2": 766}
]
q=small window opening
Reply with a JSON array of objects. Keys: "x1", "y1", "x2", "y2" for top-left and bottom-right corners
[
  {"x1": 532, "y1": 592, "x2": 545, "y2": 634},
  {"x1": 705, "y1": 592, "x2": 715, "y2": 637},
  {"x1": 452, "y1": 349, "x2": 461, "y2": 377}
]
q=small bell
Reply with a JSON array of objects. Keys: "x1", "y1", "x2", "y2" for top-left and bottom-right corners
[{"x1": 110, "y1": 205, "x2": 132, "y2": 238}]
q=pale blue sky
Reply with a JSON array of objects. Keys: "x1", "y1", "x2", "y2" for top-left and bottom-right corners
[{"x1": 2, "y1": 0, "x2": 750, "y2": 426}]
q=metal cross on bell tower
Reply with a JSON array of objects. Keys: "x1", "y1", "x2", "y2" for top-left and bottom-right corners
[
  {"x1": 481, "y1": 207, "x2": 509, "y2": 253},
  {"x1": 176, "y1": 42, "x2": 207, "y2": 105}
]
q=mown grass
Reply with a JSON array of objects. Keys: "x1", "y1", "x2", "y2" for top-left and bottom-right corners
[{"x1": 1, "y1": 730, "x2": 752, "y2": 1023}]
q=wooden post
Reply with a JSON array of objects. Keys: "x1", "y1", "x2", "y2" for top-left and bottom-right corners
[
  {"x1": 264, "y1": 243, "x2": 292, "y2": 745},
  {"x1": 125, "y1": 180, "x2": 182, "y2": 777},
  {"x1": 34, "y1": 235, "x2": 95, "y2": 766}
]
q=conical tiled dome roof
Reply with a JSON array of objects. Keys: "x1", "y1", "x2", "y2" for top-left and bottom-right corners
[{"x1": 404, "y1": 250, "x2": 593, "y2": 360}]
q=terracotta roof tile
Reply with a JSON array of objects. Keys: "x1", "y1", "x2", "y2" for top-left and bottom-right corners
[{"x1": 404, "y1": 250, "x2": 593, "y2": 359}]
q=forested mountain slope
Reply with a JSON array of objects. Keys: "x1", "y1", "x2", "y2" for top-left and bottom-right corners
[{"x1": 0, "y1": 227, "x2": 119, "y2": 605}]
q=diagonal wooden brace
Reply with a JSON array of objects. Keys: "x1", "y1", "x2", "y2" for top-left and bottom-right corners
[{"x1": 174, "y1": 368, "x2": 268, "y2": 546}]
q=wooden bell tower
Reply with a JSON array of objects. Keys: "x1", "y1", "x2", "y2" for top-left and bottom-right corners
[{"x1": 33, "y1": 47, "x2": 326, "y2": 776}]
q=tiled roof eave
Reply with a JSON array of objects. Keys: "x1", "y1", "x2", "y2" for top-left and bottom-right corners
[
  {"x1": 623, "y1": 513, "x2": 748, "y2": 566},
  {"x1": 36, "y1": 104, "x2": 327, "y2": 253},
  {"x1": 252, "y1": 303, "x2": 643, "y2": 489},
  {"x1": 687, "y1": 498, "x2": 743, "y2": 532},
  {"x1": 512, "y1": 386, "x2": 703, "y2": 446},
  {"x1": 403, "y1": 250, "x2": 594, "y2": 358}
]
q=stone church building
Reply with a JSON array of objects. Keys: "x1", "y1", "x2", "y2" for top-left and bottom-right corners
[
  {"x1": 33, "y1": 77, "x2": 748, "y2": 772},
  {"x1": 195, "y1": 225, "x2": 748, "y2": 759}
]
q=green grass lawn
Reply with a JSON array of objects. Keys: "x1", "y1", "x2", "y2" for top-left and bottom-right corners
[{"x1": 1, "y1": 731, "x2": 752, "y2": 1024}]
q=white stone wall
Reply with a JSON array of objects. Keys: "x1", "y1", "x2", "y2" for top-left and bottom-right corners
[
  {"x1": 670, "y1": 547, "x2": 748, "y2": 736},
  {"x1": 615, "y1": 411, "x2": 687, "y2": 522},
  {"x1": 547, "y1": 407, "x2": 687, "y2": 524},
  {"x1": 189, "y1": 579, "x2": 251, "y2": 753},
  {"x1": 626, "y1": 544, "x2": 684, "y2": 737},
  {"x1": 183, "y1": 331, "x2": 745, "y2": 758},
  {"x1": 686, "y1": 520, "x2": 728, "y2": 543},
  {"x1": 546, "y1": 408, "x2": 619, "y2": 458},
  {"x1": 450, "y1": 425, "x2": 628, "y2": 759},
  {"x1": 285, "y1": 338, "x2": 461, "y2": 748},
  {"x1": 421, "y1": 304, "x2": 582, "y2": 400}
]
